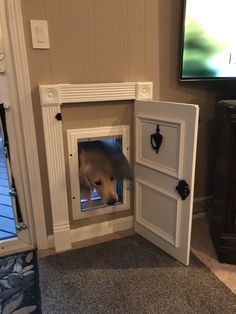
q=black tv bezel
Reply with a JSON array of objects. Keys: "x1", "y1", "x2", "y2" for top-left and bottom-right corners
[{"x1": 179, "y1": 0, "x2": 236, "y2": 82}]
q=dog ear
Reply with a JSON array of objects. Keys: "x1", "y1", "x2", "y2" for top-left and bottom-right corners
[
  {"x1": 82, "y1": 173, "x2": 93, "y2": 188},
  {"x1": 78, "y1": 149, "x2": 93, "y2": 188},
  {"x1": 112, "y1": 152, "x2": 133, "y2": 180},
  {"x1": 102, "y1": 142, "x2": 133, "y2": 180}
]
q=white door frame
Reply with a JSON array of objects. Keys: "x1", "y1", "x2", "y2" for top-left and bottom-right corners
[
  {"x1": 0, "y1": 0, "x2": 48, "y2": 252},
  {"x1": 39, "y1": 81, "x2": 153, "y2": 252}
]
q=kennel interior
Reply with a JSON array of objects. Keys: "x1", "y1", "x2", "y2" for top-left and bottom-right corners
[{"x1": 67, "y1": 125, "x2": 130, "y2": 220}]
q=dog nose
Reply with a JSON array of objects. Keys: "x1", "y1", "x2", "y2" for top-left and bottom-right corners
[{"x1": 107, "y1": 198, "x2": 117, "y2": 206}]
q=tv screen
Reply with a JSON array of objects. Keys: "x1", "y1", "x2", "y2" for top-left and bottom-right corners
[{"x1": 180, "y1": 0, "x2": 236, "y2": 80}]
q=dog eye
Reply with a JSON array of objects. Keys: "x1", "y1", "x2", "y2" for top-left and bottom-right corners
[
  {"x1": 94, "y1": 180, "x2": 102, "y2": 186},
  {"x1": 110, "y1": 176, "x2": 114, "y2": 181}
]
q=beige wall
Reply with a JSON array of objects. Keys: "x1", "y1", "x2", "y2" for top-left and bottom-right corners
[{"x1": 21, "y1": 0, "x2": 224, "y2": 235}]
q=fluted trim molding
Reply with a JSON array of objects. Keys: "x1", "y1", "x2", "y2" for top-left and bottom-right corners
[
  {"x1": 41, "y1": 104, "x2": 72, "y2": 251},
  {"x1": 39, "y1": 82, "x2": 153, "y2": 105}
]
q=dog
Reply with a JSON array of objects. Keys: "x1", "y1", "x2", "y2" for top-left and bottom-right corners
[{"x1": 78, "y1": 140, "x2": 132, "y2": 206}]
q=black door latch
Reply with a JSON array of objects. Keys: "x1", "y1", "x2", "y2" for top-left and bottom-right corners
[{"x1": 176, "y1": 180, "x2": 190, "y2": 200}]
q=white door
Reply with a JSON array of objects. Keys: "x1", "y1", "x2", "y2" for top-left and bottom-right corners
[{"x1": 134, "y1": 100, "x2": 199, "y2": 265}]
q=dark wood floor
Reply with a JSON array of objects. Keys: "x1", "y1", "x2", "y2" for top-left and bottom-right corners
[{"x1": 0, "y1": 137, "x2": 16, "y2": 240}]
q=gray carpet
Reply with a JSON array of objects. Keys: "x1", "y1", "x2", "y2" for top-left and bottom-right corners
[{"x1": 38, "y1": 235, "x2": 236, "y2": 314}]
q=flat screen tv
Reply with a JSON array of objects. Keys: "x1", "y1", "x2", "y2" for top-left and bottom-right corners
[{"x1": 180, "y1": 0, "x2": 236, "y2": 81}]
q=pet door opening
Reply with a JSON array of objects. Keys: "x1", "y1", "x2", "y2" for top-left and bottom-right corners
[
  {"x1": 78, "y1": 138, "x2": 124, "y2": 212},
  {"x1": 67, "y1": 125, "x2": 130, "y2": 220}
]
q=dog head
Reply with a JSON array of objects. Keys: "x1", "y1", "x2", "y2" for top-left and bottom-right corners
[{"x1": 78, "y1": 140, "x2": 132, "y2": 205}]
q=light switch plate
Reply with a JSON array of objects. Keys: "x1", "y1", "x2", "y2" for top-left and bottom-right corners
[{"x1": 30, "y1": 20, "x2": 50, "y2": 49}]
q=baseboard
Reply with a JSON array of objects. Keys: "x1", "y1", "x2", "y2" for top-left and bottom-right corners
[
  {"x1": 47, "y1": 216, "x2": 133, "y2": 249},
  {"x1": 193, "y1": 195, "x2": 212, "y2": 203},
  {"x1": 53, "y1": 223, "x2": 72, "y2": 252},
  {"x1": 47, "y1": 234, "x2": 54, "y2": 249},
  {"x1": 193, "y1": 195, "x2": 212, "y2": 219},
  {"x1": 192, "y1": 212, "x2": 209, "y2": 219}
]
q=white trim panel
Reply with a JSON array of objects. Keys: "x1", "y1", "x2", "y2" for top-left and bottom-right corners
[
  {"x1": 71, "y1": 216, "x2": 133, "y2": 243},
  {"x1": 136, "y1": 115, "x2": 185, "y2": 179},
  {"x1": 135, "y1": 178, "x2": 181, "y2": 248},
  {"x1": 47, "y1": 216, "x2": 133, "y2": 249},
  {"x1": 39, "y1": 82, "x2": 153, "y2": 105}
]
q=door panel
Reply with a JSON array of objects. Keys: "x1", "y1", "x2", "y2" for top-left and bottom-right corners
[
  {"x1": 136, "y1": 116, "x2": 185, "y2": 178},
  {"x1": 134, "y1": 100, "x2": 199, "y2": 265},
  {"x1": 136, "y1": 179, "x2": 180, "y2": 247}
]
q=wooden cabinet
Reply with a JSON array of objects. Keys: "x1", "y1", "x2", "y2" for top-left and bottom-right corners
[{"x1": 211, "y1": 100, "x2": 236, "y2": 264}]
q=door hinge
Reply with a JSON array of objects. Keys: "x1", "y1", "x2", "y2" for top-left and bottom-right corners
[
  {"x1": 16, "y1": 222, "x2": 28, "y2": 231},
  {"x1": 9, "y1": 187, "x2": 17, "y2": 197},
  {"x1": 4, "y1": 146, "x2": 8, "y2": 159},
  {"x1": 176, "y1": 180, "x2": 190, "y2": 200}
]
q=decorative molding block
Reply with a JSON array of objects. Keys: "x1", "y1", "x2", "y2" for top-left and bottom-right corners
[
  {"x1": 39, "y1": 85, "x2": 61, "y2": 105},
  {"x1": 136, "y1": 82, "x2": 153, "y2": 100},
  {"x1": 53, "y1": 223, "x2": 71, "y2": 252}
]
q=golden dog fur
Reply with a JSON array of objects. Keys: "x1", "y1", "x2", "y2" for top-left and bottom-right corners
[{"x1": 78, "y1": 140, "x2": 132, "y2": 205}]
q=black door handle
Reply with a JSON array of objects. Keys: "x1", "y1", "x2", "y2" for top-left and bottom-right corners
[{"x1": 151, "y1": 124, "x2": 163, "y2": 154}]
